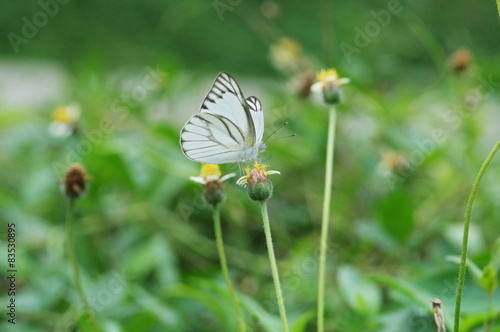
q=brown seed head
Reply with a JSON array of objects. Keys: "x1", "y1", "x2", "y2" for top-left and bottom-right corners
[
  {"x1": 450, "y1": 48, "x2": 472, "y2": 73},
  {"x1": 62, "y1": 164, "x2": 87, "y2": 199},
  {"x1": 290, "y1": 71, "x2": 314, "y2": 98}
]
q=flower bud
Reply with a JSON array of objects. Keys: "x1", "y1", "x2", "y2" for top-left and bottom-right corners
[
  {"x1": 321, "y1": 84, "x2": 343, "y2": 104},
  {"x1": 237, "y1": 162, "x2": 279, "y2": 201},
  {"x1": 190, "y1": 163, "x2": 235, "y2": 207},
  {"x1": 247, "y1": 169, "x2": 274, "y2": 201},
  {"x1": 480, "y1": 265, "x2": 498, "y2": 295},
  {"x1": 311, "y1": 69, "x2": 350, "y2": 105},
  {"x1": 62, "y1": 164, "x2": 87, "y2": 200},
  {"x1": 204, "y1": 180, "x2": 226, "y2": 206},
  {"x1": 450, "y1": 48, "x2": 472, "y2": 73}
]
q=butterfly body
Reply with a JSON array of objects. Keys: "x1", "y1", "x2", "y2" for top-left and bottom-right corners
[{"x1": 180, "y1": 73, "x2": 266, "y2": 164}]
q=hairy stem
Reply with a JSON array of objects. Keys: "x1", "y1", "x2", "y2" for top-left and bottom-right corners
[
  {"x1": 318, "y1": 106, "x2": 337, "y2": 332},
  {"x1": 260, "y1": 201, "x2": 289, "y2": 332},
  {"x1": 454, "y1": 139, "x2": 500, "y2": 332},
  {"x1": 66, "y1": 199, "x2": 103, "y2": 332},
  {"x1": 213, "y1": 204, "x2": 246, "y2": 332}
]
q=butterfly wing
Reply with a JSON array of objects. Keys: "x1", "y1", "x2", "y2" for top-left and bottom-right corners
[
  {"x1": 180, "y1": 113, "x2": 249, "y2": 164},
  {"x1": 200, "y1": 72, "x2": 256, "y2": 144},
  {"x1": 246, "y1": 96, "x2": 264, "y2": 142},
  {"x1": 180, "y1": 72, "x2": 262, "y2": 164}
]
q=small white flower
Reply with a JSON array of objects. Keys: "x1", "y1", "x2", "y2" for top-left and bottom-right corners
[
  {"x1": 236, "y1": 162, "x2": 280, "y2": 188},
  {"x1": 310, "y1": 69, "x2": 350, "y2": 92},
  {"x1": 190, "y1": 163, "x2": 235, "y2": 185},
  {"x1": 311, "y1": 69, "x2": 350, "y2": 105},
  {"x1": 49, "y1": 104, "x2": 81, "y2": 138}
]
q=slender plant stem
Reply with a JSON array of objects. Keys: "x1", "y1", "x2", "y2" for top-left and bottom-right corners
[
  {"x1": 454, "y1": 138, "x2": 500, "y2": 332},
  {"x1": 66, "y1": 199, "x2": 103, "y2": 332},
  {"x1": 484, "y1": 294, "x2": 492, "y2": 332},
  {"x1": 320, "y1": 0, "x2": 335, "y2": 65},
  {"x1": 259, "y1": 201, "x2": 289, "y2": 332},
  {"x1": 318, "y1": 105, "x2": 337, "y2": 332},
  {"x1": 213, "y1": 204, "x2": 246, "y2": 332}
]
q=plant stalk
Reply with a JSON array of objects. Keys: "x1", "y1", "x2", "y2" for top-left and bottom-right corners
[
  {"x1": 260, "y1": 201, "x2": 289, "y2": 332},
  {"x1": 213, "y1": 204, "x2": 246, "y2": 332},
  {"x1": 318, "y1": 105, "x2": 337, "y2": 332},
  {"x1": 454, "y1": 139, "x2": 500, "y2": 332},
  {"x1": 66, "y1": 199, "x2": 103, "y2": 332}
]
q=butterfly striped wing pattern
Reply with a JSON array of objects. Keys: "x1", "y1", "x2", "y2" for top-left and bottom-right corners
[
  {"x1": 246, "y1": 96, "x2": 264, "y2": 143},
  {"x1": 180, "y1": 72, "x2": 264, "y2": 164}
]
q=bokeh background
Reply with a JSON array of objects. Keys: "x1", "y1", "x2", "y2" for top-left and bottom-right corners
[{"x1": 0, "y1": 0, "x2": 499, "y2": 331}]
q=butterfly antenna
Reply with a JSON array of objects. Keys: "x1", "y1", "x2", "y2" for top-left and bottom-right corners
[
  {"x1": 266, "y1": 133, "x2": 297, "y2": 143},
  {"x1": 264, "y1": 122, "x2": 289, "y2": 142}
]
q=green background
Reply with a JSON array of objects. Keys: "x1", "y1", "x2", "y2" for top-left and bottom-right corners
[{"x1": 0, "y1": 0, "x2": 499, "y2": 331}]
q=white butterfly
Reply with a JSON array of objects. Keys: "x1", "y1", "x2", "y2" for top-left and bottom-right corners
[{"x1": 180, "y1": 72, "x2": 267, "y2": 164}]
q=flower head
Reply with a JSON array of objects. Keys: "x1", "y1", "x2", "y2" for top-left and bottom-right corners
[
  {"x1": 237, "y1": 162, "x2": 280, "y2": 201},
  {"x1": 381, "y1": 150, "x2": 408, "y2": 174},
  {"x1": 450, "y1": 48, "x2": 472, "y2": 73},
  {"x1": 190, "y1": 163, "x2": 235, "y2": 206},
  {"x1": 289, "y1": 71, "x2": 315, "y2": 98},
  {"x1": 270, "y1": 37, "x2": 303, "y2": 73},
  {"x1": 261, "y1": 1, "x2": 281, "y2": 20},
  {"x1": 62, "y1": 164, "x2": 88, "y2": 200},
  {"x1": 190, "y1": 163, "x2": 235, "y2": 185},
  {"x1": 311, "y1": 69, "x2": 350, "y2": 104},
  {"x1": 49, "y1": 104, "x2": 81, "y2": 137}
]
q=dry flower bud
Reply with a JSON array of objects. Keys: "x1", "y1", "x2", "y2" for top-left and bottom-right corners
[
  {"x1": 62, "y1": 164, "x2": 87, "y2": 199},
  {"x1": 450, "y1": 48, "x2": 472, "y2": 73}
]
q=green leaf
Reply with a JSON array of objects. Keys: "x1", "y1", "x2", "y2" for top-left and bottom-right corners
[
  {"x1": 446, "y1": 255, "x2": 482, "y2": 285},
  {"x1": 370, "y1": 274, "x2": 431, "y2": 309},
  {"x1": 194, "y1": 278, "x2": 282, "y2": 332},
  {"x1": 480, "y1": 265, "x2": 498, "y2": 295},
  {"x1": 376, "y1": 189, "x2": 414, "y2": 243},
  {"x1": 123, "y1": 311, "x2": 159, "y2": 332},
  {"x1": 290, "y1": 310, "x2": 315, "y2": 332},
  {"x1": 123, "y1": 235, "x2": 179, "y2": 286},
  {"x1": 132, "y1": 285, "x2": 181, "y2": 327},
  {"x1": 337, "y1": 265, "x2": 381, "y2": 315},
  {"x1": 237, "y1": 293, "x2": 282, "y2": 332},
  {"x1": 460, "y1": 310, "x2": 499, "y2": 331}
]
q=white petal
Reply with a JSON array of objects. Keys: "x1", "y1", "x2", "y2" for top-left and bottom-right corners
[
  {"x1": 49, "y1": 123, "x2": 72, "y2": 137},
  {"x1": 338, "y1": 78, "x2": 351, "y2": 85},
  {"x1": 189, "y1": 176, "x2": 206, "y2": 184},
  {"x1": 310, "y1": 82, "x2": 323, "y2": 92},
  {"x1": 220, "y1": 173, "x2": 236, "y2": 182},
  {"x1": 67, "y1": 103, "x2": 81, "y2": 121},
  {"x1": 205, "y1": 174, "x2": 220, "y2": 182},
  {"x1": 236, "y1": 176, "x2": 248, "y2": 187}
]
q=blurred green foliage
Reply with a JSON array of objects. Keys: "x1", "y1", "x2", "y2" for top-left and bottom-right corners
[{"x1": 0, "y1": 0, "x2": 499, "y2": 331}]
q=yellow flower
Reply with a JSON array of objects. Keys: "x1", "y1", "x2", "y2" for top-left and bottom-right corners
[
  {"x1": 237, "y1": 162, "x2": 280, "y2": 187},
  {"x1": 311, "y1": 68, "x2": 350, "y2": 104},
  {"x1": 237, "y1": 162, "x2": 280, "y2": 201},
  {"x1": 49, "y1": 104, "x2": 81, "y2": 137},
  {"x1": 270, "y1": 37, "x2": 303, "y2": 73},
  {"x1": 190, "y1": 163, "x2": 235, "y2": 185},
  {"x1": 190, "y1": 163, "x2": 235, "y2": 206}
]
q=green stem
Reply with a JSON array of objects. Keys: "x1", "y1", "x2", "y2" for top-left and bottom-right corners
[
  {"x1": 484, "y1": 294, "x2": 492, "y2": 332},
  {"x1": 213, "y1": 204, "x2": 246, "y2": 332},
  {"x1": 318, "y1": 105, "x2": 337, "y2": 332},
  {"x1": 66, "y1": 199, "x2": 103, "y2": 332},
  {"x1": 259, "y1": 201, "x2": 289, "y2": 332},
  {"x1": 454, "y1": 138, "x2": 500, "y2": 332}
]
